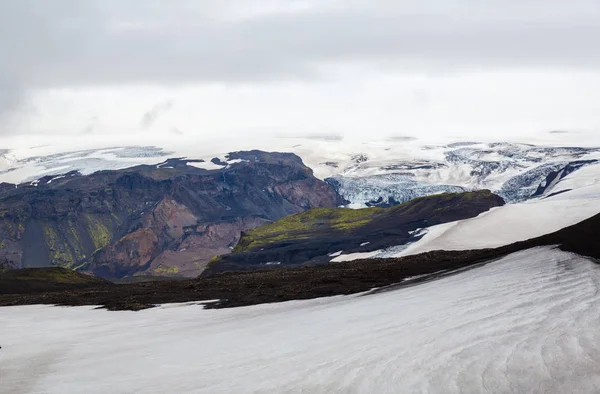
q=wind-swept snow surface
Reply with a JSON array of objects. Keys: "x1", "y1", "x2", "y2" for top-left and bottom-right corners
[{"x1": 2, "y1": 247, "x2": 600, "y2": 393}]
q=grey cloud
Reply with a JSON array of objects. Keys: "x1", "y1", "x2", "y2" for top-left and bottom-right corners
[
  {"x1": 81, "y1": 117, "x2": 99, "y2": 134},
  {"x1": 0, "y1": 83, "x2": 20, "y2": 117},
  {"x1": 0, "y1": 63, "x2": 23, "y2": 128},
  {"x1": 1, "y1": 0, "x2": 600, "y2": 114},
  {"x1": 140, "y1": 100, "x2": 174, "y2": 129}
]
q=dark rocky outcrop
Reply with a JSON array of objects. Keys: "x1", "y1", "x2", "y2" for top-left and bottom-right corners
[
  {"x1": 0, "y1": 267, "x2": 111, "y2": 295},
  {"x1": 531, "y1": 160, "x2": 598, "y2": 197},
  {"x1": 0, "y1": 152, "x2": 342, "y2": 279},
  {"x1": 204, "y1": 190, "x2": 505, "y2": 274}
]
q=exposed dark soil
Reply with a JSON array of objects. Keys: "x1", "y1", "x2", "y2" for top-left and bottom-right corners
[
  {"x1": 0, "y1": 267, "x2": 111, "y2": 295},
  {"x1": 1, "y1": 212, "x2": 598, "y2": 311}
]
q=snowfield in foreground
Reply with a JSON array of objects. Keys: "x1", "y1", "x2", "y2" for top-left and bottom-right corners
[{"x1": 2, "y1": 247, "x2": 600, "y2": 394}]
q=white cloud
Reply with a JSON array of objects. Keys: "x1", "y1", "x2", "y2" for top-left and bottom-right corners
[{"x1": 8, "y1": 69, "x2": 599, "y2": 143}]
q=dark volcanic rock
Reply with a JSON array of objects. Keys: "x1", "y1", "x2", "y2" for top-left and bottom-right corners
[
  {"x1": 0, "y1": 152, "x2": 342, "y2": 279},
  {"x1": 532, "y1": 160, "x2": 598, "y2": 198},
  {"x1": 0, "y1": 267, "x2": 111, "y2": 295},
  {"x1": 1, "y1": 210, "x2": 598, "y2": 311},
  {"x1": 0, "y1": 183, "x2": 15, "y2": 193}
]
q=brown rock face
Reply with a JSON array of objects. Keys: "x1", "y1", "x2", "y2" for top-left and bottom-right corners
[
  {"x1": 90, "y1": 228, "x2": 159, "y2": 278},
  {"x1": 0, "y1": 152, "x2": 343, "y2": 279},
  {"x1": 142, "y1": 197, "x2": 198, "y2": 240},
  {"x1": 144, "y1": 217, "x2": 270, "y2": 277},
  {"x1": 89, "y1": 197, "x2": 200, "y2": 277},
  {"x1": 90, "y1": 198, "x2": 271, "y2": 278}
]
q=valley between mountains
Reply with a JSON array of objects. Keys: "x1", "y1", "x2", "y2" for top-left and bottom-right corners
[
  {"x1": 0, "y1": 140, "x2": 599, "y2": 312},
  {"x1": 2, "y1": 140, "x2": 600, "y2": 394}
]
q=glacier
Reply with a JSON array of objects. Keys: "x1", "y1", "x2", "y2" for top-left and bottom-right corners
[
  {"x1": 325, "y1": 173, "x2": 465, "y2": 207},
  {"x1": 1, "y1": 137, "x2": 598, "y2": 209},
  {"x1": 2, "y1": 247, "x2": 600, "y2": 393},
  {"x1": 327, "y1": 143, "x2": 600, "y2": 207}
]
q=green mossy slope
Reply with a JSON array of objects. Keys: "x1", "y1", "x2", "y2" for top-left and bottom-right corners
[
  {"x1": 234, "y1": 190, "x2": 501, "y2": 253},
  {"x1": 233, "y1": 206, "x2": 384, "y2": 252},
  {"x1": 39, "y1": 214, "x2": 119, "y2": 269}
]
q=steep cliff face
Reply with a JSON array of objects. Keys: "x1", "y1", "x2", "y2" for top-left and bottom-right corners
[{"x1": 0, "y1": 152, "x2": 343, "y2": 279}]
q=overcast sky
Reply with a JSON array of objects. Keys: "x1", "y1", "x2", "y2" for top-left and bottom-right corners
[{"x1": 1, "y1": 0, "x2": 600, "y2": 142}]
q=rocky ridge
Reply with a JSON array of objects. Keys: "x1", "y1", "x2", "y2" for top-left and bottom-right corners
[{"x1": 0, "y1": 151, "x2": 342, "y2": 279}]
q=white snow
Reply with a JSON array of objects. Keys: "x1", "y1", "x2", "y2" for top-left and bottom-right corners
[
  {"x1": 2, "y1": 247, "x2": 600, "y2": 393},
  {"x1": 155, "y1": 162, "x2": 174, "y2": 169},
  {"x1": 0, "y1": 144, "x2": 170, "y2": 184},
  {"x1": 226, "y1": 159, "x2": 249, "y2": 165},
  {"x1": 0, "y1": 132, "x2": 598, "y2": 186},
  {"x1": 186, "y1": 161, "x2": 225, "y2": 170},
  {"x1": 328, "y1": 250, "x2": 343, "y2": 257},
  {"x1": 46, "y1": 175, "x2": 66, "y2": 184},
  {"x1": 331, "y1": 250, "x2": 381, "y2": 262}
]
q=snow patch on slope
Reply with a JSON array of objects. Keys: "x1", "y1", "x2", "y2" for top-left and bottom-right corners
[
  {"x1": 331, "y1": 250, "x2": 380, "y2": 262},
  {"x1": 186, "y1": 161, "x2": 224, "y2": 170},
  {"x1": 0, "y1": 146, "x2": 175, "y2": 184}
]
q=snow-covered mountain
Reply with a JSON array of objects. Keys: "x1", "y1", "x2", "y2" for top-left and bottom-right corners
[
  {"x1": 0, "y1": 146, "x2": 175, "y2": 185},
  {"x1": 0, "y1": 136, "x2": 598, "y2": 207},
  {"x1": 325, "y1": 142, "x2": 599, "y2": 206}
]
